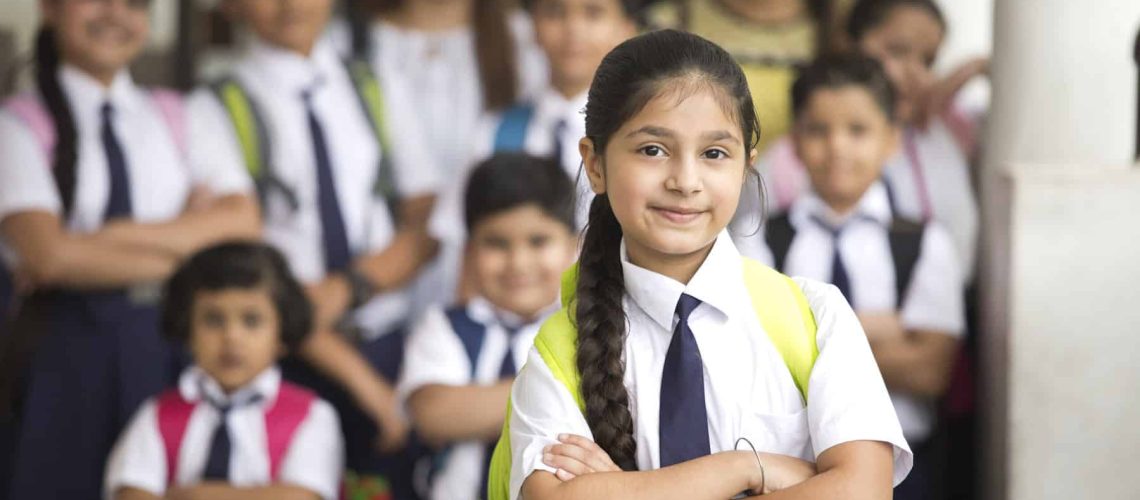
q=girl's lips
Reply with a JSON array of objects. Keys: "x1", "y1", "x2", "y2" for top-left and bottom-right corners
[{"x1": 651, "y1": 206, "x2": 705, "y2": 224}]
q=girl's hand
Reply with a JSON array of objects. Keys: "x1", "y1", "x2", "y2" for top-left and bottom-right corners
[
  {"x1": 753, "y1": 452, "x2": 817, "y2": 494},
  {"x1": 306, "y1": 276, "x2": 352, "y2": 331},
  {"x1": 182, "y1": 185, "x2": 215, "y2": 214},
  {"x1": 542, "y1": 434, "x2": 622, "y2": 481},
  {"x1": 914, "y1": 56, "x2": 990, "y2": 129},
  {"x1": 373, "y1": 399, "x2": 410, "y2": 454},
  {"x1": 857, "y1": 312, "x2": 907, "y2": 343}
]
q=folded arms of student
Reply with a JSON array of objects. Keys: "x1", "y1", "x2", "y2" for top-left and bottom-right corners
[
  {"x1": 408, "y1": 381, "x2": 513, "y2": 447},
  {"x1": 522, "y1": 440, "x2": 891, "y2": 500},
  {"x1": 2, "y1": 211, "x2": 179, "y2": 289},
  {"x1": 860, "y1": 312, "x2": 959, "y2": 397},
  {"x1": 97, "y1": 191, "x2": 262, "y2": 258}
]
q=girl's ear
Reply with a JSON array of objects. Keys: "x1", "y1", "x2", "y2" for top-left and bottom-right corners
[{"x1": 580, "y1": 137, "x2": 606, "y2": 195}]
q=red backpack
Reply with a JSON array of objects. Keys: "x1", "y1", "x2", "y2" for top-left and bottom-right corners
[{"x1": 154, "y1": 382, "x2": 316, "y2": 486}]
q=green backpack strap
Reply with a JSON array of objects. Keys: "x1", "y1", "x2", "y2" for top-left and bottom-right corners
[
  {"x1": 487, "y1": 260, "x2": 818, "y2": 500},
  {"x1": 343, "y1": 58, "x2": 402, "y2": 221},
  {"x1": 740, "y1": 258, "x2": 819, "y2": 403},
  {"x1": 210, "y1": 78, "x2": 299, "y2": 211},
  {"x1": 211, "y1": 78, "x2": 266, "y2": 180}
]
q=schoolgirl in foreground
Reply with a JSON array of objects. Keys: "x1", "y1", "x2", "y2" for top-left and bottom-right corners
[{"x1": 488, "y1": 30, "x2": 911, "y2": 500}]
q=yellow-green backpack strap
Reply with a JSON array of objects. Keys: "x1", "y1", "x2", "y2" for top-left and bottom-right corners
[
  {"x1": 741, "y1": 258, "x2": 819, "y2": 403},
  {"x1": 210, "y1": 79, "x2": 264, "y2": 179},
  {"x1": 343, "y1": 58, "x2": 402, "y2": 219},
  {"x1": 488, "y1": 266, "x2": 585, "y2": 500}
]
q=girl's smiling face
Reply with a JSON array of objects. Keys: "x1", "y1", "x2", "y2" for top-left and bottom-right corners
[
  {"x1": 582, "y1": 81, "x2": 754, "y2": 280},
  {"x1": 42, "y1": 0, "x2": 152, "y2": 82}
]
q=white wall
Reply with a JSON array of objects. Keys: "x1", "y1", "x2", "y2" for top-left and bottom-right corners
[{"x1": 981, "y1": 1, "x2": 1140, "y2": 499}]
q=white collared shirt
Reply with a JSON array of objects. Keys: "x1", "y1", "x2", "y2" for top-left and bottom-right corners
[
  {"x1": 366, "y1": 10, "x2": 548, "y2": 182},
  {"x1": 0, "y1": 65, "x2": 252, "y2": 260},
  {"x1": 508, "y1": 231, "x2": 912, "y2": 499},
  {"x1": 103, "y1": 366, "x2": 343, "y2": 500},
  {"x1": 187, "y1": 37, "x2": 440, "y2": 337},
  {"x1": 426, "y1": 87, "x2": 590, "y2": 306},
  {"x1": 753, "y1": 118, "x2": 978, "y2": 281},
  {"x1": 400, "y1": 296, "x2": 556, "y2": 500},
  {"x1": 735, "y1": 182, "x2": 966, "y2": 442}
]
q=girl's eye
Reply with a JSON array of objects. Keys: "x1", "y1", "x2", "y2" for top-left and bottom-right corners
[
  {"x1": 640, "y1": 145, "x2": 666, "y2": 157},
  {"x1": 702, "y1": 149, "x2": 728, "y2": 160},
  {"x1": 201, "y1": 310, "x2": 225, "y2": 329}
]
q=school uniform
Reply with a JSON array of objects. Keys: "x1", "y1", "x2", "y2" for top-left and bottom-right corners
[
  {"x1": 753, "y1": 119, "x2": 979, "y2": 280},
  {"x1": 104, "y1": 366, "x2": 343, "y2": 500},
  {"x1": 736, "y1": 181, "x2": 965, "y2": 499},
  {"x1": 427, "y1": 88, "x2": 590, "y2": 305},
  {"x1": 0, "y1": 65, "x2": 252, "y2": 499},
  {"x1": 399, "y1": 297, "x2": 556, "y2": 500},
  {"x1": 187, "y1": 36, "x2": 440, "y2": 497},
  {"x1": 507, "y1": 231, "x2": 913, "y2": 500},
  {"x1": 364, "y1": 11, "x2": 548, "y2": 181}
]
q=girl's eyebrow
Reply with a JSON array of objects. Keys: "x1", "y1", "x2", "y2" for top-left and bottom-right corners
[{"x1": 625, "y1": 126, "x2": 741, "y2": 144}]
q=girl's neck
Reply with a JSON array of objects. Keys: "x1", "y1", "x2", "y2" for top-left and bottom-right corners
[
  {"x1": 63, "y1": 57, "x2": 118, "y2": 89},
  {"x1": 384, "y1": 0, "x2": 473, "y2": 32},
  {"x1": 717, "y1": 0, "x2": 806, "y2": 25},
  {"x1": 823, "y1": 198, "x2": 859, "y2": 221},
  {"x1": 625, "y1": 239, "x2": 716, "y2": 285},
  {"x1": 550, "y1": 74, "x2": 590, "y2": 101}
]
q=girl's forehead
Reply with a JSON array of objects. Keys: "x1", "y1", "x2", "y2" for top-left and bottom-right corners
[{"x1": 619, "y1": 83, "x2": 744, "y2": 138}]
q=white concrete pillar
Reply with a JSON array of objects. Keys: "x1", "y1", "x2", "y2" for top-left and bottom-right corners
[{"x1": 980, "y1": 2, "x2": 1140, "y2": 500}]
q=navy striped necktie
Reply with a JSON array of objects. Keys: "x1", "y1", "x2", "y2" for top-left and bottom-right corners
[
  {"x1": 659, "y1": 293, "x2": 710, "y2": 466},
  {"x1": 202, "y1": 392, "x2": 263, "y2": 481}
]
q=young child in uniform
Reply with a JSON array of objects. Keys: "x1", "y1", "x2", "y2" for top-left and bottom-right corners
[
  {"x1": 400, "y1": 153, "x2": 578, "y2": 500},
  {"x1": 430, "y1": 0, "x2": 638, "y2": 302},
  {"x1": 196, "y1": 0, "x2": 442, "y2": 496},
  {"x1": 487, "y1": 30, "x2": 912, "y2": 500},
  {"x1": 742, "y1": 54, "x2": 965, "y2": 500},
  {"x1": 0, "y1": 1, "x2": 259, "y2": 497},
  {"x1": 755, "y1": 0, "x2": 985, "y2": 280},
  {"x1": 104, "y1": 242, "x2": 343, "y2": 500}
]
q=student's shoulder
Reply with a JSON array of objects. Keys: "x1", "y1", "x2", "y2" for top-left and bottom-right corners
[{"x1": 913, "y1": 220, "x2": 961, "y2": 274}]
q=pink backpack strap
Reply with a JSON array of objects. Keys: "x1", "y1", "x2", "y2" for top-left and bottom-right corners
[
  {"x1": 764, "y1": 137, "x2": 809, "y2": 211},
  {"x1": 148, "y1": 88, "x2": 188, "y2": 159},
  {"x1": 264, "y1": 382, "x2": 316, "y2": 480},
  {"x1": 156, "y1": 388, "x2": 197, "y2": 487},
  {"x1": 3, "y1": 94, "x2": 57, "y2": 163}
]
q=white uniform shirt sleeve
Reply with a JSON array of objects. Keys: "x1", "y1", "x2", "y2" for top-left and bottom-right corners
[
  {"x1": 800, "y1": 278, "x2": 914, "y2": 486},
  {"x1": 277, "y1": 398, "x2": 344, "y2": 500},
  {"x1": 103, "y1": 400, "x2": 165, "y2": 499},
  {"x1": 900, "y1": 223, "x2": 966, "y2": 335},
  {"x1": 184, "y1": 88, "x2": 254, "y2": 197},
  {"x1": 380, "y1": 73, "x2": 442, "y2": 198},
  {"x1": 508, "y1": 347, "x2": 593, "y2": 500},
  {"x1": 397, "y1": 306, "x2": 474, "y2": 402},
  {"x1": 0, "y1": 111, "x2": 61, "y2": 221}
]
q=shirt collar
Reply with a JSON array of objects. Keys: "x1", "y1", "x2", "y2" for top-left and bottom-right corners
[
  {"x1": 467, "y1": 296, "x2": 560, "y2": 332},
  {"x1": 241, "y1": 36, "x2": 342, "y2": 98},
  {"x1": 790, "y1": 180, "x2": 893, "y2": 230},
  {"x1": 58, "y1": 64, "x2": 144, "y2": 120},
  {"x1": 178, "y1": 365, "x2": 281, "y2": 407},
  {"x1": 534, "y1": 87, "x2": 588, "y2": 125},
  {"x1": 620, "y1": 230, "x2": 745, "y2": 331}
]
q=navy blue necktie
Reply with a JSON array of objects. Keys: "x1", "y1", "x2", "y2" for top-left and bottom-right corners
[
  {"x1": 202, "y1": 394, "x2": 262, "y2": 481},
  {"x1": 303, "y1": 89, "x2": 352, "y2": 273},
  {"x1": 811, "y1": 215, "x2": 853, "y2": 304},
  {"x1": 550, "y1": 119, "x2": 567, "y2": 167},
  {"x1": 100, "y1": 103, "x2": 132, "y2": 220},
  {"x1": 659, "y1": 293, "x2": 710, "y2": 467}
]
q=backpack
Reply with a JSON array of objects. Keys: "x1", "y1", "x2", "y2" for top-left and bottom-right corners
[
  {"x1": 155, "y1": 382, "x2": 316, "y2": 486},
  {"x1": 764, "y1": 213, "x2": 926, "y2": 308},
  {"x1": 210, "y1": 58, "x2": 401, "y2": 219}
]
